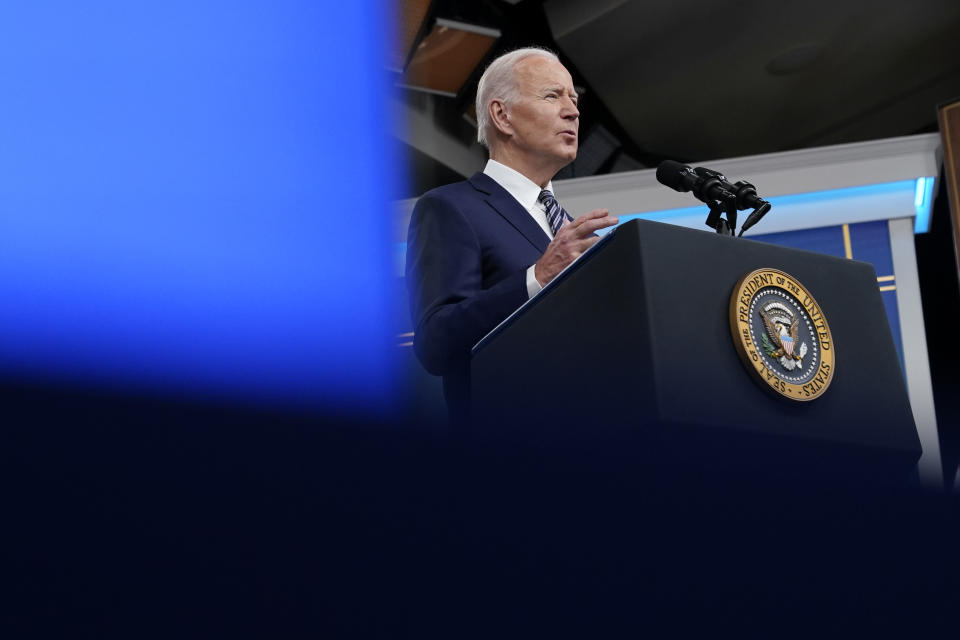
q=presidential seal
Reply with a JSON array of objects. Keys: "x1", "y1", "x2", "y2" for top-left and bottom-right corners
[{"x1": 729, "y1": 268, "x2": 835, "y2": 401}]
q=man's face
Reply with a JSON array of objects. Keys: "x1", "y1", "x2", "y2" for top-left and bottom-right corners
[{"x1": 507, "y1": 56, "x2": 580, "y2": 170}]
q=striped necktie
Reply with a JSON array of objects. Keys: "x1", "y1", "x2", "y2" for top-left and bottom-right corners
[{"x1": 538, "y1": 189, "x2": 573, "y2": 237}]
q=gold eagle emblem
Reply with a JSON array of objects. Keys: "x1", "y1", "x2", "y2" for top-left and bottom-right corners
[{"x1": 760, "y1": 305, "x2": 807, "y2": 371}]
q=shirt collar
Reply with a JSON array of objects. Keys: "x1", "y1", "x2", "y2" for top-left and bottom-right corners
[{"x1": 483, "y1": 159, "x2": 554, "y2": 211}]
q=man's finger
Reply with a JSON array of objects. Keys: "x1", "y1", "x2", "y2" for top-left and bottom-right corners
[
  {"x1": 568, "y1": 215, "x2": 618, "y2": 237},
  {"x1": 569, "y1": 208, "x2": 610, "y2": 227}
]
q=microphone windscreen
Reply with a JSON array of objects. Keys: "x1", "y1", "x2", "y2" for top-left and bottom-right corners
[{"x1": 656, "y1": 160, "x2": 687, "y2": 191}]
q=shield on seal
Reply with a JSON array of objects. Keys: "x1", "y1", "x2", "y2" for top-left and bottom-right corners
[{"x1": 780, "y1": 329, "x2": 795, "y2": 356}]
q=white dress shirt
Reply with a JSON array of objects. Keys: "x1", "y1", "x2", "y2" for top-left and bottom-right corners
[{"x1": 482, "y1": 159, "x2": 557, "y2": 298}]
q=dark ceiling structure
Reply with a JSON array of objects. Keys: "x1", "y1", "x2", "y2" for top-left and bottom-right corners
[{"x1": 394, "y1": 0, "x2": 960, "y2": 197}]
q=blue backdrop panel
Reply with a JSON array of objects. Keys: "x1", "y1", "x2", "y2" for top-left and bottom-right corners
[
  {"x1": 0, "y1": 2, "x2": 399, "y2": 411},
  {"x1": 752, "y1": 220, "x2": 904, "y2": 372}
]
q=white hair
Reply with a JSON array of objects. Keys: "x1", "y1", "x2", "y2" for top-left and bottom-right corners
[{"x1": 475, "y1": 47, "x2": 560, "y2": 148}]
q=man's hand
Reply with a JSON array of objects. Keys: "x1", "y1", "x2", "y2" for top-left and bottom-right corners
[{"x1": 534, "y1": 208, "x2": 619, "y2": 286}]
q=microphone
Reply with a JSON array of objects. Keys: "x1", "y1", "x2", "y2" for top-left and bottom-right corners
[
  {"x1": 693, "y1": 167, "x2": 768, "y2": 212},
  {"x1": 693, "y1": 167, "x2": 772, "y2": 236},
  {"x1": 657, "y1": 160, "x2": 772, "y2": 236},
  {"x1": 656, "y1": 160, "x2": 736, "y2": 205},
  {"x1": 737, "y1": 201, "x2": 772, "y2": 236}
]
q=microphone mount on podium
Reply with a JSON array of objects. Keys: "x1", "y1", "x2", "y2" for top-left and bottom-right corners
[{"x1": 656, "y1": 160, "x2": 772, "y2": 237}]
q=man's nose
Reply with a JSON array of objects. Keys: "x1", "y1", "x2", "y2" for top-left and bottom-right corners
[{"x1": 563, "y1": 99, "x2": 579, "y2": 119}]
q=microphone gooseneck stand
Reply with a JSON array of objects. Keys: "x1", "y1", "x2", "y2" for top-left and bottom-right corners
[
  {"x1": 700, "y1": 177, "x2": 771, "y2": 238},
  {"x1": 704, "y1": 194, "x2": 738, "y2": 236},
  {"x1": 654, "y1": 160, "x2": 773, "y2": 237}
]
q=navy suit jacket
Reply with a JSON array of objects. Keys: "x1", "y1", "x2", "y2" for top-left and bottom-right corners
[{"x1": 406, "y1": 172, "x2": 551, "y2": 419}]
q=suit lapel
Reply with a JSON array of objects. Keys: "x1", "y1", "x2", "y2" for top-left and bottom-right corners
[{"x1": 468, "y1": 172, "x2": 550, "y2": 253}]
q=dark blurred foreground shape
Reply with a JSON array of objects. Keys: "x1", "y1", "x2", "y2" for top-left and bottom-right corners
[{"x1": 7, "y1": 219, "x2": 960, "y2": 637}]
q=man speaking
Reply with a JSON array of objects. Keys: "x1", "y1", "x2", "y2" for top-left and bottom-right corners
[{"x1": 406, "y1": 48, "x2": 619, "y2": 421}]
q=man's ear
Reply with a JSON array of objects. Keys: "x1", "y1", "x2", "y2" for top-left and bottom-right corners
[{"x1": 489, "y1": 99, "x2": 512, "y2": 137}]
